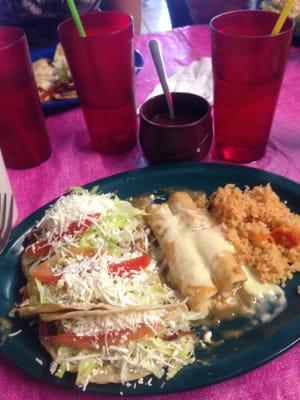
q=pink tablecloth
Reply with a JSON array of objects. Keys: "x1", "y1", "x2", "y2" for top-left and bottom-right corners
[{"x1": 0, "y1": 25, "x2": 299, "y2": 399}]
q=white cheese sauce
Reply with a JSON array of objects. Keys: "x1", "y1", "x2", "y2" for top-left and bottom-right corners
[
  {"x1": 240, "y1": 265, "x2": 286, "y2": 322},
  {"x1": 153, "y1": 199, "x2": 287, "y2": 325},
  {"x1": 154, "y1": 205, "x2": 213, "y2": 287}
]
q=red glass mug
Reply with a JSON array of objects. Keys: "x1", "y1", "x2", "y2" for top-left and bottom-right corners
[{"x1": 0, "y1": 27, "x2": 51, "y2": 169}]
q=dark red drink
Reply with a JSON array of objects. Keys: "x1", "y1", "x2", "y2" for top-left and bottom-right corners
[
  {"x1": 58, "y1": 12, "x2": 137, "y2": 154},
  {"x1": 152, "y1": 111, "x2": 199, "y2": 125},
  {"x1": 81, "y1": 100, "x2": 137, "y2": 153},
  {"x1": 139, "y1": 93, "x2": 213, "y2": 164},
  {"x1": 0, "y1": 27, "x2": 51, "y2": 169},
  {"x1": 211, "y1": 11, "x2": 294, "y2": 163}
]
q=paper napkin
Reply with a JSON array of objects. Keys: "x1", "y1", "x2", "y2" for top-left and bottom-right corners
[{"x1": 146, "y1": 56, "x2": 213, "y2": 105}]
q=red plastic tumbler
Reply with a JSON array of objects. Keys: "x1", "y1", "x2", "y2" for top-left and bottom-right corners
[
  {"x1": 58, "y1": 12, "x2": 137, "y2": 154},
  {"x1": 211, "y1": 10, "x2": 294, "y2": 163},
  {"x1": 0, "y1": 27, "x2": 51, "y2": 169}
]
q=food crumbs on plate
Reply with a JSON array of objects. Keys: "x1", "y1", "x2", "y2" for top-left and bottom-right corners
[
  {"x1": 203, "y1": 331, "x2": 212, "y2": 344},
  {"x1": 0, "y1": 318, "x2": 12, "y2": 344},
  {"x1": 35, "y1": 357, "x2": 43, "y2": 366},
  {"x1": 7, "y1": 329, "x2": 22, "y2": 337}
]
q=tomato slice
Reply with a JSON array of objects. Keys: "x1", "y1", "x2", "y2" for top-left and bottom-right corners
[
  {"x1": 30, "y1": 260, "x2": 62, "y2": 283},
  {"x1": 24, "y1": 213, "x2": 100, "y2": 258},
  {"x1": 271, "y1": 225, "x2": 300, "y2": 248},
  {"x1": 109, "y1": 254, "x2": 151, "y2": 275},
  {"x1": 40, "y1": 85, "x2": 57, "y2": 102},
  {"x1": 24, "y1": 240, "x2": 52, "y2": 257},
  {"x1": 250, "y1": 232, "x2": 275, "y2": 245},
  {"x1": 43, "y1": 324, "x2": 156, "y2": 349},
  {"x1": 31, "y1": 253, "x2": 151, "y2": 283},
  {"x1": 64, "y1": 213, "x2": 100, "y2": 237}
]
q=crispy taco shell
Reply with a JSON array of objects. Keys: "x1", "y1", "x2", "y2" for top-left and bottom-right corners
[
  {"x1": 39, "y1": 303, "x2": 188, "y2": 322},
  {"x1": 17, "y1": 302, "x2": 121, "y2": 319}
]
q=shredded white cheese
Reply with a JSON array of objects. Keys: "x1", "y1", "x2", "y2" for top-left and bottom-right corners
[
  {"x1": 39, "y1": 253, "x2": 181, "y2": 308},
  {"x1": 36, "y1": 192, "x2": 114, "y2": 238}
]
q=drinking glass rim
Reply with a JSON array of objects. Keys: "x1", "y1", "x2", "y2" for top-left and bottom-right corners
[
  {"x1": 0, "y1": 27, "x2": 25, "y2": 51},
  {"x1": 58, "y1": 11, "x2": 133, "y2": 39},
  {"x1": 210, "y1": 9, "x2": 295, "y2": 39}
]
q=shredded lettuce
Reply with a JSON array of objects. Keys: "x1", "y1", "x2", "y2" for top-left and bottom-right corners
[
  {"x1": 69, "y1": 186, "x2": 87, "y2": 195},
  {"x1": 27, "y1": 279, "x2": 48, "y2": 305},
  {"x1": 55, "y1": 362, "x2": 66, "y2": 378},
  {"x1": 34, "y1": 279, "x2": 48, "y2": 304},
  {"x1": 149, "y1": 284, "x2": 167, "y2": 295},
  {"x1": 70, "y1": 186, "x2": 100, "y2": 195},
  {"x1": 76, "y1": 359, "x2": 99, "y2": 388},
  {"x1": 90, "y1": 186, "x2": 100, "y2": 195},
  {"x1": 78, "y1": 196, "x2": 146, "y2": 255},
  {"x1": 55, "y1": 346, "x2": 79, "y2": 365},
  {"x1": 139, "y1": 336, "x2": 195, "y2": 380},
  {"x1": 53, "y1": 335, "x2": 195, "y2": 389}
]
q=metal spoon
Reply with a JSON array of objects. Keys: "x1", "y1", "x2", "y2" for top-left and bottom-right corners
[{"x1": 149, "y1": 39, "x2": 175, "y2": 119}]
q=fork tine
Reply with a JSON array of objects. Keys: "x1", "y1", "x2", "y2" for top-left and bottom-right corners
[
  {"x1": 0, "y1": 193, "x2": 7, "y2": 234},
  {"x1": 0, "y1": 194, "x2": 13, "y2": 254},
  {"x1": 6, "y1": 194, "x2": 14, "y2": 234}
]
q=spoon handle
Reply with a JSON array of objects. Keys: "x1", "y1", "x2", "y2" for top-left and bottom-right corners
[{"x1": 149, "y1": 39, "x2": 175, "y2": 119}]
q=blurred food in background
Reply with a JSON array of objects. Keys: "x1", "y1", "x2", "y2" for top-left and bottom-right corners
[
  {"x1": 0, "y1": 0, "x2": 101, "y2": 47},
  {"x1": 0, "y1": 0, "x2": 101, "y2": 18},
  {"x1": 261, "y1": 0, "x2": 300, "y2": 26},
  {"x1": 32, "y1": 44, "x2": 76, "y2": 102}
]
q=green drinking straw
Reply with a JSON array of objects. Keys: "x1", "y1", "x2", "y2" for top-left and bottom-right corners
[{"x1": 66, "y1": 0, "x2": 86, "y2": 37}]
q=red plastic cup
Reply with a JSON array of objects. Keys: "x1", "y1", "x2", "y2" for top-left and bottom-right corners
[
  {"x1": 58, "y1": 12, "x2": 137, "y2": 154},
  {"x1": 210, "y1": 10, "x2": 294, "y2": 163},
  {"x1": 0, "y1": 27, "x2": 51, "y2": 169}
]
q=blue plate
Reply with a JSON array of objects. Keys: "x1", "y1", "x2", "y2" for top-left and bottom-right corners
[
  {"x1": 30, "y1": 45, "x2": 144, "y2": 111},
  {"x1": 0, "y1": 163, "x2": 299, "y2": 396}
]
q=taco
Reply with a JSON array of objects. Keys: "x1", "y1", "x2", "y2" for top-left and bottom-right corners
[
  {"x1": 38, "y1": 305, "x2": 197, "y2": 389},
  {"x1": 17, "y1": 189, "x2": 183, "y2": 317}
]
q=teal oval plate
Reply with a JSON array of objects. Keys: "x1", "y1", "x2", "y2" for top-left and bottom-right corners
[{"x1": 0, "y1": 163, "x2": 299, "y2": 396}]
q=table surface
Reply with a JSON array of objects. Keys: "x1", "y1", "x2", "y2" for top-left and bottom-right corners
[{"x1": 1, "y1": 24, "x2": 299, "y2": 400}]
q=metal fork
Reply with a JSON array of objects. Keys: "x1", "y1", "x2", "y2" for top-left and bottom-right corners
[{"x1": 0, "y1": 193, "x2": 14, "y2": 255}]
